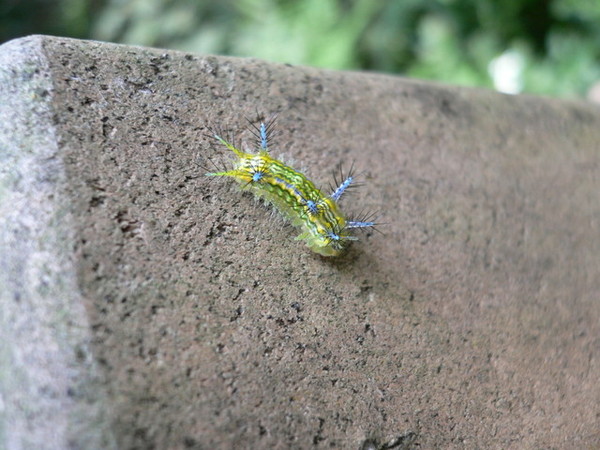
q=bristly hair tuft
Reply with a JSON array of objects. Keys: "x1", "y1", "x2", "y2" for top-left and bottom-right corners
[
  {"x1": 201, "y1": 124, "x2": 238, "y2": 181},
  {"x1": 346, "y1": 209, "x2": 382, "y2": 234},
  {"x1": 203, "y1": 124, "x2": 238, "y2": 149},
  {"x1": 246, "y1": 114, "x2": 279, "y2": 150},
  {"x1": 329, "y1": 161, "x2": 364, "y2": 201}
]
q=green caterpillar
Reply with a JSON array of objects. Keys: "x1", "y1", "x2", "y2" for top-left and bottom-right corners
[{"x1": 206, "y1": 118, "x2": 376, "y2": 256}]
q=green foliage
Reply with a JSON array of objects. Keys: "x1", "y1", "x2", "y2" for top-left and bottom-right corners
[
  {"x1": 0, "y1": 0, "x2": 97, "y2": 42},
  {"x1": 2, "y1": 0, "x2": 600, "y2": 98},
  {"x1": 230, "y1": 0, "x2": 380, "y2": 70}
]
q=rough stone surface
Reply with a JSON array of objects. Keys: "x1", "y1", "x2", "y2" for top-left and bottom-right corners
[
  {"x1": 1, "y1": 35, "x2": 599, "y2": 449},
  {"x1": 0, "y1": 36, "x2": 115, "y2": 449}
]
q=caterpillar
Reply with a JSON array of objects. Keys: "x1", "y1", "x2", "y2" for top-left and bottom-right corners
[{"x1": 206, "y1": 117, "x2": 376, "y2": 256}]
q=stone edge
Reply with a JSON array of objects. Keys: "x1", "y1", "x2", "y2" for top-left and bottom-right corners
[{"x1": 0, "y1": 35, "x2": 116, "y2": 449}]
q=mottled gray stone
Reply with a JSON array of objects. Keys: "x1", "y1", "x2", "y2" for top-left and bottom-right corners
[
  {"x1": 0, "y1": 36, "x2": 116, "y2": 449},
  {"x1": 0, "y1": 35, "x2": 599, "y2": 449}
]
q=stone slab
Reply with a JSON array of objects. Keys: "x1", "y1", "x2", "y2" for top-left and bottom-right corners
[{"x1": 1, "y1": 35, "x2": 599, "y2": 448}]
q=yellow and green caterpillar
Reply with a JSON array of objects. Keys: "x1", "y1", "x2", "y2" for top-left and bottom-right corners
[{"x1": 206, "y1": 117, "x2": 376, "y2": 256}]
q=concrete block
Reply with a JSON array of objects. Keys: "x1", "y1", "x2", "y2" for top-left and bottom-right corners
[{"x1": 1, "y1": 35, "x2": 599, "y2": 448}]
